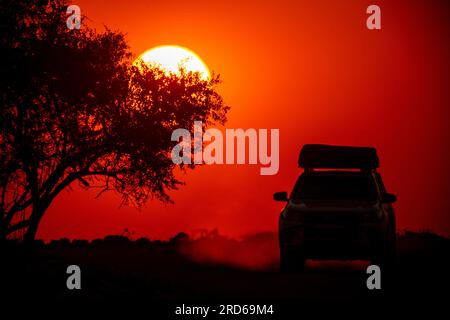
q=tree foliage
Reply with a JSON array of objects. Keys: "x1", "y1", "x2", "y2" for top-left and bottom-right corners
[{"x1": 0, "y1": 0, "x2": 229, "y2": 241}]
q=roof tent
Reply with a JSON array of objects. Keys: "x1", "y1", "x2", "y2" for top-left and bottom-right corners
[{"x1": 298, "y1": 144, "x2": 379, "y2": 169}]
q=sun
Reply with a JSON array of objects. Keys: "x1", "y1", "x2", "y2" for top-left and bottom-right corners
[{"x1": 136, "y1": 45, "x2": 210, "y2": 80}]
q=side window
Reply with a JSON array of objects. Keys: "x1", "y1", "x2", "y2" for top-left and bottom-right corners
[{"x1": 373, "y1": 172, "x2": 386, "y2": 197}]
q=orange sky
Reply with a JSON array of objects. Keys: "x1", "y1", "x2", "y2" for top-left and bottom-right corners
[{"x1": 38, "y1": 0, "x2": 450, "y2": 240}]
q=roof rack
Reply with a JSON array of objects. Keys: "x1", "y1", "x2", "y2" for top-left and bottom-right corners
[{"x1": 298, "y1": 144, "x2": 379, "y2": 170}]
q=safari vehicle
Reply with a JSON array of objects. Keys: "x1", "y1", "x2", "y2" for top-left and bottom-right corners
[{"x1": 274, "y1": 144, "x2": 396, "y2": 272}]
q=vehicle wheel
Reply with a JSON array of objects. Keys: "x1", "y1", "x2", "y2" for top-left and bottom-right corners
[
  {"x1": 384, "y1": 213, "x2": 397, "y2": 273},
  {"x1": 280, "y1": 247, "x2": 305, "y2": 273},
  {"x1": 372, "y1": 215, "x2": 396, "y2": 275},
  {"x1": 371, "y1": 242, "x2": 394, "y2": 274}
]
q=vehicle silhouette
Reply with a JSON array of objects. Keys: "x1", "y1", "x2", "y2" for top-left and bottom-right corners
[{"x1": 274, "y1": 144, "x2": 396, "y2": 272}]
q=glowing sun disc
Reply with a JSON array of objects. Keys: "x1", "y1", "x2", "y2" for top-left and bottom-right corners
[{"x1": 136, "y1": 45, "x2": 210, "y2": 80}]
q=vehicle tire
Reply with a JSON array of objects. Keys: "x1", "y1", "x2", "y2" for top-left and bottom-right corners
[
  {"x1": 280, "y1": 247, "x2": 306, "y2": 273},
  {"x1": 371, "y1": 243, "x2": 394, "y2": 274},
  {"x1": 384, "y1": 212, "x2": 397, "y2": 273},
  {"x1": 372, "y1": 213, "x2": 396, "y2": 274}
]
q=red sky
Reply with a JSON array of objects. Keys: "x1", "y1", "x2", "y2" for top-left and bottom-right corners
[{"x1": 38, "y1": 0, "x2": 450, "y2": 240}]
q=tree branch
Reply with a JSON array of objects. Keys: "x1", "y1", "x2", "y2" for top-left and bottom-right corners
[{"x1": 5, "y1": 219, "x2": 30, "y2": 236}]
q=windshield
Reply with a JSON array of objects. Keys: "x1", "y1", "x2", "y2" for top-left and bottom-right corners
[{"x1": 291, "y1": 173, "x2": 378, "y2": 201}]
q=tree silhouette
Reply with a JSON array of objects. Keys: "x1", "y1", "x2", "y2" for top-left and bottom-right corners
[{"x1": 0, "y1": 0, "x2": 229, "y2": 242}]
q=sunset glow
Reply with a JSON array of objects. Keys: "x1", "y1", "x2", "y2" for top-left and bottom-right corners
[{"x1": 37, "y1": 0, "x2": 450, "y2": 242}]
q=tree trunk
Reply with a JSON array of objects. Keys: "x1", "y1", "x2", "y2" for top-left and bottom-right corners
[
  {"x1": 23, "y1": 205, "x2": 46, "y2": 243},
  {"x1": 24, "y1": 220, "x2": 39, "y2": 243}
]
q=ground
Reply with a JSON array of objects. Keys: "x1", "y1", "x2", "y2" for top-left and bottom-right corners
[{"x1": 1, "y1": 231, "x2": 448, "y2": 317}]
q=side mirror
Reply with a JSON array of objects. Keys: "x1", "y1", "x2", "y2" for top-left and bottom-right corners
[
  {"x1": 273, "y1": 191, "x2": 289, "y2": 202},
  {"x1": 382, "y1": 193, "x2": 397, "y2": 203}
]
